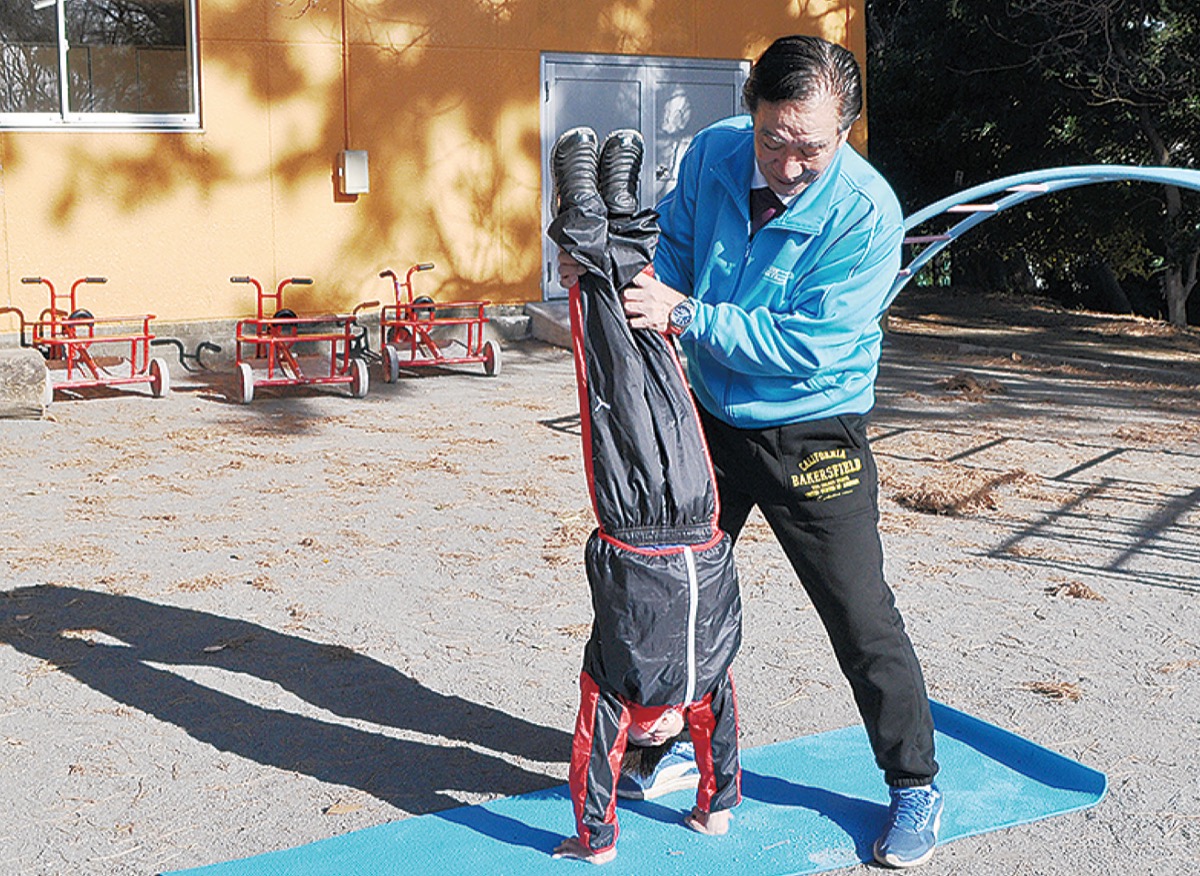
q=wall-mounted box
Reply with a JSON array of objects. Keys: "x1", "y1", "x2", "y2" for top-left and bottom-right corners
[{"x1": 337, "y1": 150, "x2": 369, "y2": 195}]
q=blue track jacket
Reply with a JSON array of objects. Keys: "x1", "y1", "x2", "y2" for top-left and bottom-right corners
[{"x1": 654, "y1": 115, "x2": 905, "y2": 429}]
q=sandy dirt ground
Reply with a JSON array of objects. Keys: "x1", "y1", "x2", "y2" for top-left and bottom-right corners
[{"x1": 1, "y1": 291, "x2": 1198, "y2": 876}]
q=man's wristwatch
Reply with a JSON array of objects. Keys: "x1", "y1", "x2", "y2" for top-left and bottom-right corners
[{"x1": 667, "y1": 297, "x2": 697, "y2": 336}]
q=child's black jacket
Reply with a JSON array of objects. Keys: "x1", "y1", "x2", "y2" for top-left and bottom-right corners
[{"x1": 548, "y1": 189, "x2": 742, "y2": 708}]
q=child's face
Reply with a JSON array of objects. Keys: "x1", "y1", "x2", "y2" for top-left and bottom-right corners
[{"x1": 627, "y1": 707, "x2": 685, "y2": 746}]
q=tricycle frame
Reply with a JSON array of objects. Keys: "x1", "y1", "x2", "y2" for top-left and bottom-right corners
[
  {"x1": 232, "y1": 276, "x2": 372, "y2": 404},
  {"x1": 0, "y1": 276, "x2": 169, "y2": 397},
  {"x1": 378, "y1": 263, "x2": 501, "y2": 382}
]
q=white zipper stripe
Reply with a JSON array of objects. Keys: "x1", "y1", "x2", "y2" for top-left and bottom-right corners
[{"x1": 683, "y1": 545, "x2": 699, "y2": 705}]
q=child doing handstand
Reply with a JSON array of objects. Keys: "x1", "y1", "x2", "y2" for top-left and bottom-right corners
[
  {"x1": 546, "y1": 124, "x2": 743, "y2": 865},
  {"x1": 552, "y1": 530, "x2": 743, "y2": 865}
]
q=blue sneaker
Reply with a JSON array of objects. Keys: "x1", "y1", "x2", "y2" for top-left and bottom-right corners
[
  {"x1": 616, "y1": 740, "x2": 699, "y2": 800},
  {"x1": 873, "y1": 784, "x2": 943, "y2": 868}
]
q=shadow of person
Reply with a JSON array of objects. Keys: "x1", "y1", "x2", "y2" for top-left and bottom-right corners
[
  {"x1": 741, "y1": 770, "x2": 884, "y2": 861},
  {"x1": 0, "y1": 584, "x2": 570, "y2": 814},
  {"x1": 436, "y1": 793, "x2": 569, "y2": 856}
]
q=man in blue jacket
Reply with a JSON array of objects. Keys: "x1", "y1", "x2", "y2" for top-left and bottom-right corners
[{"x1": 561, "y1": 34, "x2": 942, "y2": 869}]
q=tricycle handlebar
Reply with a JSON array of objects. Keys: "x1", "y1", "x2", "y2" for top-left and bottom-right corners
[
  {"x1": 71, "y1": 276, "x2": 106, "y2": 296},
  {"x1": 380, "y1": 263, "x2": 435, "y2": 281}
]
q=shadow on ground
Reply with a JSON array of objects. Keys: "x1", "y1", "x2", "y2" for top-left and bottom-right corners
[{"x1": 0, "y1": 585, "x2": 570, "y2": 813}]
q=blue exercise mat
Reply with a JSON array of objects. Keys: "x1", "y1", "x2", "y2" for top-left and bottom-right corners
[{"x1": 163, "y1": 700, "x2": 1105, "y2": 876}]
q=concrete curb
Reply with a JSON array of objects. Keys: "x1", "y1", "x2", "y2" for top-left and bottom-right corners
[{"x1": 525, "y1": 301, "x2": 571, "y2": 349}]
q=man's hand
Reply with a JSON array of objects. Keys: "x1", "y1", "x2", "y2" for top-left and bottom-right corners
[
  {"x1": 552, "y1": 836, "x2": 616, "y2": 865},
  {"x1": 558, "y1": 251, "x2": 584, "y2": 290},
  {"x1": 683, "y1": 806, "x2": 732, "y2": 836},
  {"x1": 622, "y1": 269, "x2": 686, "y2": 333}
]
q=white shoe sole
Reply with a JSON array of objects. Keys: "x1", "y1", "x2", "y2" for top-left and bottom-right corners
[
  {"x1": 872, "y1": 807, "x2": 942, "y2": 868},
  {"x1": 615, "y1": 768, "x2": 700, "y2": 800}
]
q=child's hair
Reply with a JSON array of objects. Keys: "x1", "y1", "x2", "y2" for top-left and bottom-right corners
[{"x1": 621, "y1": 730, "x2": 687, "y2": 777}]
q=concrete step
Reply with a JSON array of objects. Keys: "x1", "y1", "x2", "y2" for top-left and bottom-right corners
[{"x1": 525, "y1": 300, "x2": 571, "y2": 349}]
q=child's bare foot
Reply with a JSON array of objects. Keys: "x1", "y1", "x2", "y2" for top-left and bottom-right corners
[
  {"x1": 553, "y1": 836, "x2": 617, "y2": 864},
  {"x1": 684, "y1": 806, "x2": 732, "y2": 835}
]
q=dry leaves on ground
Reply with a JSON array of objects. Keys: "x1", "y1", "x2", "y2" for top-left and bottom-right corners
[
  {"x1": 884, "y1": 466, "x2": 1032, "y2": 516},
  {"x1": 1156, "y1": 659, "x2": 1200, "y2": 675},
  {"x1": 936, "y1": 372, "x2": 1006, "y2": 400},
  {"x1": 1021, "y1": 680, "x2": 1083, "y2": 702},
  {"x1": 1046, "y1": 581, "x2": 1106, "y2": 601}
]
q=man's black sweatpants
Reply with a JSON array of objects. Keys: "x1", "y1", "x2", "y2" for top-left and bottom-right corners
[{"x1": 699, "y1": 406, "x2": 938, "y2": 786}]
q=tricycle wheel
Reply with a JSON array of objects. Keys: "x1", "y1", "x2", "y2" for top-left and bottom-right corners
[
  {"x1": 383, "y1": 344, "x2": 401, "y2": 384},
  {"x1": 350, "y1": 358, "x2": 369, "y2": 398},
  {"x1": 386, "y1": 325, "x2": 414, "y2": 348},
  {"x1": 149, "y1": 357, "x2": 170, "y2": 397},
  {"x1": 65, "y1": 309, "x2": 94, "y2": 339},
  {"x1": 272, "y1": 308, "x2": 298, "y2": 337},
  {"x1": 412, "y1": 295, "x2": 436, "y2": 321},
  {"x1": 237, "y1": 361, "x2": 255, "y2": 404},
  {"x1": 483, "y1": 339, "x2": 502, "y2": 377}
]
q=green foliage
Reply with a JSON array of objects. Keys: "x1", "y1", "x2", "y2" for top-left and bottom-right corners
[{"x1": 867, "y1": 0, "x2": 1200, "y2": 321}]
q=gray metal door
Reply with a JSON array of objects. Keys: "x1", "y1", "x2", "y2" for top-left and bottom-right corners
[{"x1": 541, "y1": 53, "x2": 749, "y2": 299}]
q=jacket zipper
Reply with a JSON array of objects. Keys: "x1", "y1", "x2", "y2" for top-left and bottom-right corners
[
  {"x1": 683, "y1": 545, "x2": 699, "y2": 704},
  {"x1": 720, "y1": 223, "x2": 756, "y2": 414}
]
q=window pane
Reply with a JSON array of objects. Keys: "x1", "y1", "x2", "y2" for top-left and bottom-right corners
[
  {"x1": 0, "y1": 3, "x2": 60, "y2": 113},
  {"x1": 65, "y1": 0, "x2": 191, "y2": 114}
]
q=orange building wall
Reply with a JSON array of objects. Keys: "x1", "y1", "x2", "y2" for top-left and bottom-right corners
[{"x1": 0, "y1": 0, "x2": 862, "y2": 326}]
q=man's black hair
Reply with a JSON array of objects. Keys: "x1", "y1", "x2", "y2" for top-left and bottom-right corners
[{"x1": 742, "y1": 35, "x2": 862, "y2": 132}]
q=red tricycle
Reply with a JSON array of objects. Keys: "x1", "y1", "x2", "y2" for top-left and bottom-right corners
[
  {"x1": 0, "y1": 275, "x2": 169, "y2": 398},
  {"x1": 377, "y1": 263, "x2": 501, "y2": 382},
  {"x1": 232, "y1": 275, "x2": 377, "y2": 405}
]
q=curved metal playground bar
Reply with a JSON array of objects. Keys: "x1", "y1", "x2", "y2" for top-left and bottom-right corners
[{"x1": 893, "y1": 165, "x2": 1200, "y2": 298}]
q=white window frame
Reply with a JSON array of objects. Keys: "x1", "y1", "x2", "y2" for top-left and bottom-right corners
[{"x1": 1, "y1": 0, "x2": 200, "y2": 131}]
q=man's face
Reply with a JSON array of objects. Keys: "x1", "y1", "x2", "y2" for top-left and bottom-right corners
[{"x1": 752, "y1": 93, "x2": 850, "y2": 198}]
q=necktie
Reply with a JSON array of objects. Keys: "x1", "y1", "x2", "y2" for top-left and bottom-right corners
[{"x1": 750, "y1": 186, "x2": 786, "y2": 235}]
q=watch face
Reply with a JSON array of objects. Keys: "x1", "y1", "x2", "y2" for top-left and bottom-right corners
[{"x1": 671, "y1": 299, "x2": 694, "y2": 330}]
